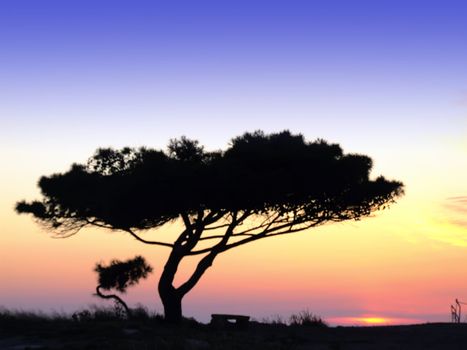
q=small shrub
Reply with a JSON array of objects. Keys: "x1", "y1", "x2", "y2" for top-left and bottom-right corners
[
  {"x1": 262, "y1": 314, "x2": 287, "y2": 326},
  {"x1": 72, "y1": 309, "x2": 92, "y2": 322},
  {"x1": 289, "y1": 310, "x2": 328, "y2": 327},
  {"x1": 130, "y1": 304, "x2": 164, "y2": 323},
  {"x1": 130, "y1": 305, "x2": 151, "y2": 321},
  {"x1": 94, "y1": 256, "x2": 153, "y2": 319}
]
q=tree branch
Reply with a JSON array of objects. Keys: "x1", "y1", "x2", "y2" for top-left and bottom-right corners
[
  {"x1": 203, "y1": 222, "x2": 231, "y2": 231},
  {"x1": 197, "y1": 232, "x2": 255, "y2": 241},
  {"x1": 231, "y1": 210, "x2": 288, "y2": 236},
  {"x1": 84, "y1": 218, "x2": 117, "y2": 229},
  {"x1": 95, "y1": 285, "x2": 130, "y2": 317},
  {"x1": 220, "y1": 220, "x2": 323, "y2": 252},
  {"x1": 181, "y1": 212, "x2": 193, "y2": 231},
  {"x1": 177, "y1": 212, "x2": 240, "y2": 296},
  {"x1": 188, "y1": 217, "x2": 324, "y2": 255},
  {"x1": 124, "y1": 228, "x2": 174, "y2": 248}
]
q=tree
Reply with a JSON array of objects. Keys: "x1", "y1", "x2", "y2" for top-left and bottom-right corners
[
  {"x1": 94, "y1": 256, "x2": 153, "y2": 318},
  {"x1": 16, "y1": 130, "x2": 404, "y2": 323}
]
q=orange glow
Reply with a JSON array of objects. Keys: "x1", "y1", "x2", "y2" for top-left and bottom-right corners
[
  {"x1": 329, "y1": 316, "x2": 390, "y2": 326},
  {"x1": 329, "y1": 315, "x2": 423, "y2": 326}
]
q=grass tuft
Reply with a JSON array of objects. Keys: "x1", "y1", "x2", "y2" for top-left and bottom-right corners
[{"x1": 289, "y1": 309, "x2": 328, "y2": 327}]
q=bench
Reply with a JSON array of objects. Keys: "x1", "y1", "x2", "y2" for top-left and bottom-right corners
[{"x1": 210, "y1": 314, "x2": 250, "y2": 329}]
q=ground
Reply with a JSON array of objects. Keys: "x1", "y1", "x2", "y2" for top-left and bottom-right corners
[{"x1": 1, "y1": 311, "x2": 467, "y2": 349}]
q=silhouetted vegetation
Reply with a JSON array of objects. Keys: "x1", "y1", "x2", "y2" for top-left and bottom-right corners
[
  {"x1": 16, "y1": 130, "x2": 404, "y2": 323},
  {"x1": 259, "y1": 310, "x2": 327, "y2": 328},
  {"x1": 289, "y1": 309, "x2": 328, "y2": 327},
  {"x1": 2, "y1": 308, "x2": 467, "y2": 350},
  {"x1": 93, "y1": 256, "x2": 152, "y2": 318}
]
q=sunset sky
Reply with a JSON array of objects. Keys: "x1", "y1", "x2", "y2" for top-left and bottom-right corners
[{"x1": 1, "y1": 0, "x2": 466, "y2": 325}]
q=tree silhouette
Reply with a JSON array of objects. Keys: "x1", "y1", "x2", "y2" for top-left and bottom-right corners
[
  {"x1": 16, "y1": 130, "x2": 404, "y2": 323},
  {"x1": 94, "y1": 256, "x2": 152, "y2": 318}
]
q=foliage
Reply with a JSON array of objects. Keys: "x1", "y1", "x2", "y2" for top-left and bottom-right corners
[
  {"x1": 95, "y1": 256, "x2": 153, "y2": 293},
  {"x1": 260, "y1": 314, "x2": 287, "y2": 326},
  {"x1": 289, "y1": 309, "x2": 328, "y2": 327},
  {"x1": 93, "y1": 256, "x2": 153, "y2": 319},
  {"x1": 16, "y1": 130, "x2": 403, "y2": 235},
  {"x1": 16, "y1": 130, "x2": 404, "y2": 322},
  {"x1": 260, "y1": 310, "x2": 327, "y2": 327}
]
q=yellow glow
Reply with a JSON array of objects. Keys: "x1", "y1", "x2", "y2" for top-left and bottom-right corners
[
  {"x1": 357, "y1": 317, "x2": 388, "y2": 325},
  {"x1": 328, "y1": 316, "x2": 423, "y2": 326}
]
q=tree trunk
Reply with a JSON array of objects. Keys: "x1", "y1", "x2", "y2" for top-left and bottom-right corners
[
  {"x1": 157, "y1": 225, "x2": 224, "y2": 324},
  {"x1": 158, "y1": 248, "x2": 184, "y2": 324},
  {"x1": 160, "y1": 288, "x2": 183, "y2": 324},
  {"x1": 95, "y1": 285, "x2": 131, "y2": 318}
]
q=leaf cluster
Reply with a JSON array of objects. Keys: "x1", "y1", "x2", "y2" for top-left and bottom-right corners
[{"x1": 94, "y1": 256, "x2": 153, "y2": 293}]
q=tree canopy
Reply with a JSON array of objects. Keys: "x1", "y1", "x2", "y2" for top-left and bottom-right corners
[{"x1": 16, "y1": 130, "x2": 404, "y2": 323}]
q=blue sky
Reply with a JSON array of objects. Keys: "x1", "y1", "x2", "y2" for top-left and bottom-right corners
[{"x1": 1, "y1": 0, "x2": 466, "y2": 152}]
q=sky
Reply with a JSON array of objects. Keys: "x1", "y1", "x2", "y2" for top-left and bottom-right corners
[{"x1": 1, "y1": 0, "x2": 466, "y2": 325}]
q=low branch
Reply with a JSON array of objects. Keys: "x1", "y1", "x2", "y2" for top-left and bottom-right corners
[
  {"x1": 95, "y1": 285, "x2": 130, "y2": 318},
  {"x1": 203, "y1": 223, "x2": 231, "y2": 231},
  {"x1": 197, "y1": 233, "x2": 255, "y2": 241},
  {"x1": 124, "y1": 228, "x2": 174, "y2": 248},
  {"x1": 85, "y1": 219, "x2": 116, "y2": 230}
]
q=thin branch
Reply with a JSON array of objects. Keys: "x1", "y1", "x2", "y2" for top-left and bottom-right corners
[
  {"x1": 183, "y1": 209, "x2": 252, "y2": 253},
  {"x1": 195, "y1": 208, "x2": 205, "y2": 225},
  {"x1": 197, "y1": 232, "x2": 255, "y2": 241},
  {"x1": 219, "y1": 221, "x2": 323, "y2": 252},
  {"x1": 180, "y1": 220, "x2": 204, "y2": 253},
  {"x1": 85, "y1": 219, "x2": 115, "y2": 230},
  {"x1": 181, "y1": 212, "x2": 192, "y2": 231},
  {"x1": 188, "y1": 219, "x2": 324, "y2": 255},
  {"x1": 203, "y1": 223, "x2": 231, "y2": 231},
  {"x1": 95, "y1": 285, "x2": 130, "y2": 317},
  {"x1": 50, "y1": 224, "x2": 86, "y2": 239},
  {"x1": 124, "y1": 228, "x2": 174, "y2": 248},
  {"x1": 233, "y1": 211, "x2": 288, "y2": 236},
  {"x1": 205, "y1": 210, "x2": 227, "y2": 224},
  {"x1": 177, "y1": 213, "x2": 238, "y2": 296},
  {"x1": 85, "y1": 218, "x2": 178, "y2": 248},
  {"x1": 259, "y1": 222, "x2": 320, "y2": 239},
  {"x1": 259, "y1": 210, "x2": 284, "y2": 233}
]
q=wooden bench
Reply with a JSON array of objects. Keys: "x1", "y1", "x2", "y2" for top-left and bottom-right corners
[{"x1": 210, "y1": 314, "x2": 250, "y2": 329}]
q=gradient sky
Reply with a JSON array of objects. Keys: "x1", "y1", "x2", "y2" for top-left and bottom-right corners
[{"x1": 1, "y1": 0, "x2": 466, "y2": 325}]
